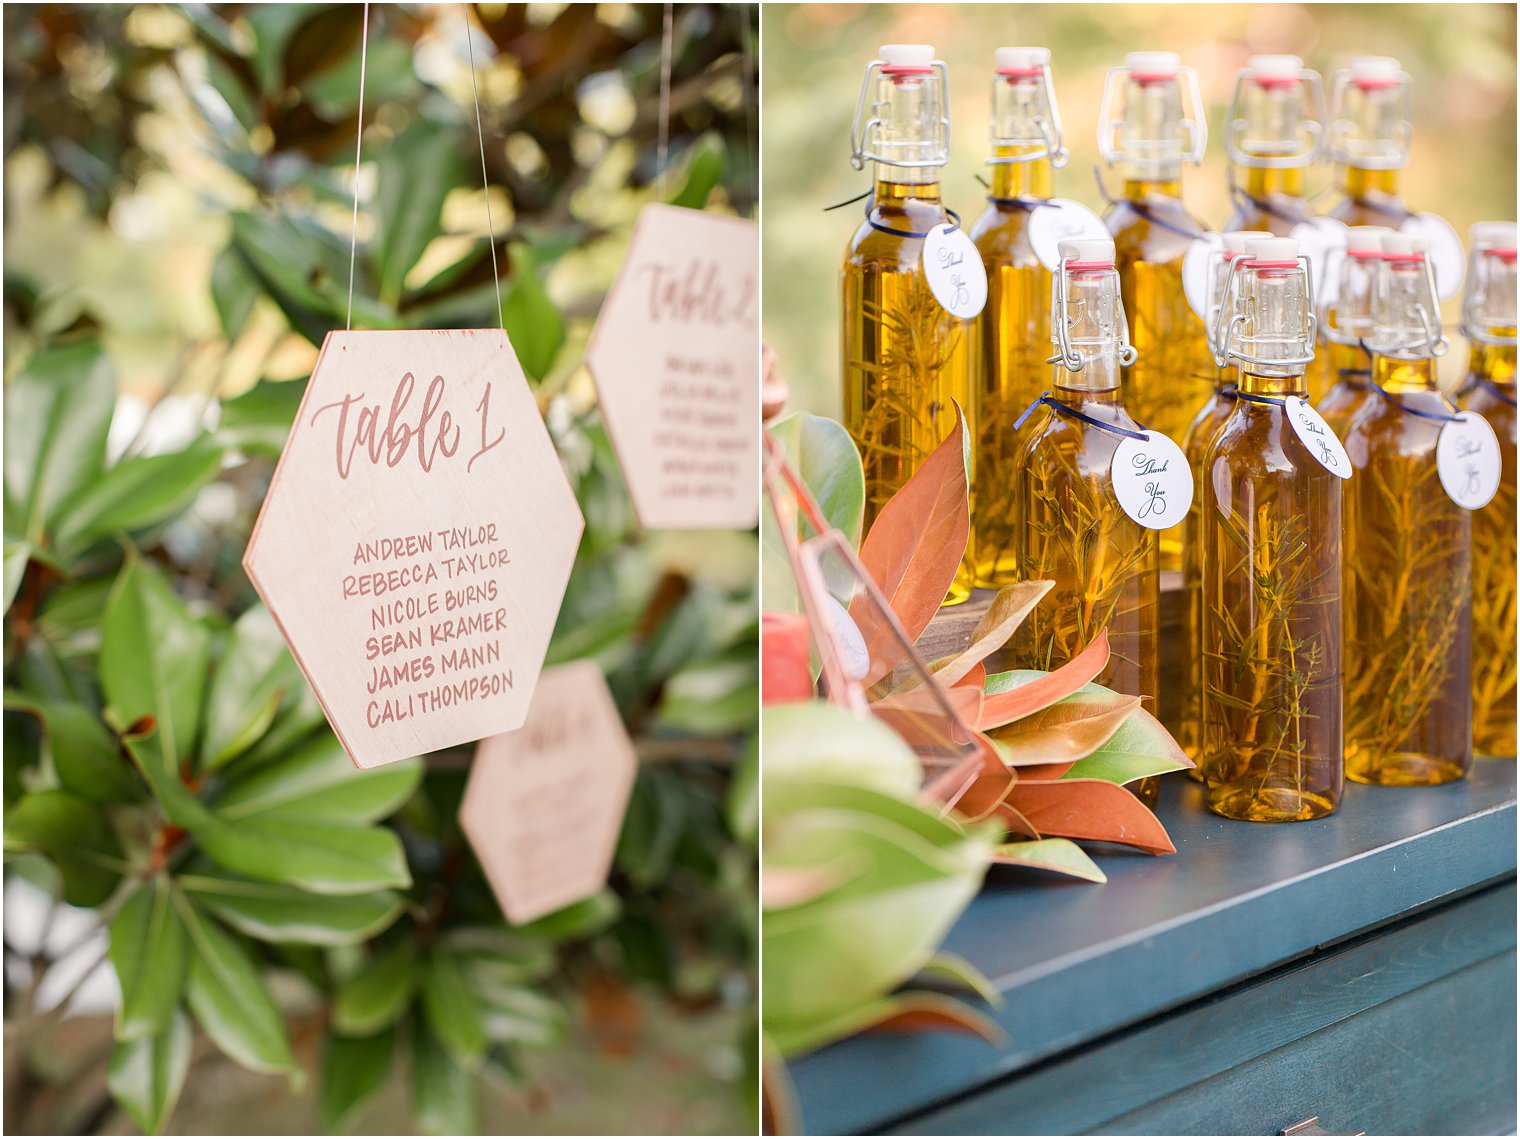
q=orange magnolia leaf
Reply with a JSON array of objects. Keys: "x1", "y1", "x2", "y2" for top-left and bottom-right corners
[
  {"x1": 852, "y1": 406, "x2": 970, "y2": 685},
  {"x1": 1013, "y1": 760, "x2": 1079, "y2": 781},
  {"x1": 1005, "y1": 777, "x2": 1176, "y2": 855},
  {"x1": 976, "y1": 630, "x2": 1111, "y2": 732},
  {"x1": 872, "y1": 685, "x2": 982, "y2": 761},
  {"x1": 863, "y1": 991, "x2": 1007, "y2": 1046},
  {"x1": 932, "y1": 581, "x2": 1053, "y2": 689},
  {"x1": 988, "y1": 691, "x2": 1142, "y2": 765},
  {"x1": 955, "y1": 661, "x2": 987, "y2": 692}
]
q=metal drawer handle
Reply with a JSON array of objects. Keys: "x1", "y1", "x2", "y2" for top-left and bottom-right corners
[{"x1": 1282, "y1": 1117, "x2": 1365, "y2": 1136}]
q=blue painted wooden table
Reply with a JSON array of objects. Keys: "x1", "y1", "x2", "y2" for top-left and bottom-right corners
[{"x1": 788, "y1": 760, "x2": 1517, "y2": 1136}]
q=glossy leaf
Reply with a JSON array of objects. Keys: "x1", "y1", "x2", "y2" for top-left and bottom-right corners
[
  {"x1": 3, "y1": 788, "x2": 122, "y2": 906},
  {"x1": 1006, "y1": 778, "x2": 1176, "y2": 855},
  {"x1": 106, "y1": 1009, "x2": 191, "y2": 1136},
  {"x1": 180, "y1": 872, "x2": 404, "y2": 946},
  {"x1": 321, "y1": 1028, "x2": 395, "y2": 1135},
  {"x1": 375, "y1": 122, "x2": 460, "y2": 306},
  {"x1": 977, "y1": 631, "x2": 1111, "y2": 731},
  {"x1": 852, "y1": 406, "x2": 970, "y2": 684},
  {"x1": 214, "y1": 732, "x2": 421, "y2": 824},
  {"x1": 179, "y1": 895, "x2": 300, "y2": 1079},
  {"x1": 217, "y1": 379, "x2": 306, "y2": 459},
  {"x1": 478, "y1": 985, "x2": 567, "y2": 1047},
  {"x1": 768, "y1": 988, "x2": 1002, "y2": 1059},
  {"x1": 763, "y1": 412, "x2": 865, "y2": 609},
  {"x1": 420, "y1": 946, "x2": 488, "y2": 1070},
  {"x1": 3, "y1": 341, "x2": 115, "y2": 543},
  {"x1": 929, "y1": 581, "x2": 1052, "y2": 689},
  {"x1": 198, "y1": 605, "x2": 301, "y2": 771},
  {"x1": 761, "y1": 700, "x2": 921, "y2": 802},
  {"x1": 668, "y1": 136, "x2": 725, "y2": 209},
  {"x1": 53, "y1": 439, "x2": 222, "y2": 556},
  {"x1": 211, "y1": 244, "x2": 260, "y2": 339},
  {"x1": 110, "y1": 878, "x2": 189, "y2": 1040},
  {"x1": 990, "y1": 838, "x2": 1108, "y2": 883},
  {"x1": 99, "y1": 556, "x2": 211, "y2": 775},
  {"x1": 988, "y1": 689, "x2": 1141, "y2": 766},
  {"x1": 196, "y1": 814, "x2": 411, "y2": 896},
  {"x1": 502, "y1": 245, "x2": 566, "y2": 381},
  {"x1": 3, "y1": 539, "x2": 30, "y2": 614},
  {"x1": 511, "y1": 889, "x2": 621, "y2": 940},
  {"x1": 4, "y1": 695, "x2": 140, "y2": 803},
  {"x1": 332, "y1": 941, "x2": 419, "y2": 1036},
  {"x1": 412, "y1": 1019, "x2": 477, "y2": 1136},
  {"x1": 1064, "y1": 704, "x2": 1195, "y2": 784},
  {"x1": 915, "y1": 950, "x2": 1003, "y2": 1006}
]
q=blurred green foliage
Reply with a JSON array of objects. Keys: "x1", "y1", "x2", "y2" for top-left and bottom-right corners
[
  {"x1": 761, "y1": 2, "x2": 1518, "y2": 414},
  {"x1": 3, "y1": 3, "x2": 757, "y2": 1134}
]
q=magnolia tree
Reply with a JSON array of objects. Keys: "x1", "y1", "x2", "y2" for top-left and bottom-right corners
[{"x1": 3, "y1": 5, "x2": 757, "y2": 1134}]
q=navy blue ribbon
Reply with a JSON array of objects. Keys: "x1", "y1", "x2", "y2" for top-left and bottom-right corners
[
  {"x1": 824, "y1": 189, "x2": 965, "y2": 239},
  {"x1": 1014, "y1": 393, "x2": 1150, "y2": 440},
  {"x1": 1092, "y1": 166, "x2": 1205, "y2": 241},
  {"x1": 1460, "y1": 375, "x2": 1518, "y2": 408},
  {"x1": 1372, "y1": 384, "x2": 1463, "y2": 423},
  {"x1": 1235, "y1": 390, "x2": 1290, "y2": 407}
]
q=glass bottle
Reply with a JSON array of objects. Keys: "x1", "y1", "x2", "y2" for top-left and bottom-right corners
[
  {"x1": 1098, "y1": 51, "x2": 1213, "y2": 571},
  {"x1": 1176, "y1": 229, "x2": 1268, "y2": 776},
  {"x1": 841, "y1": 44, "x2": 976, "y2": 603},
  {"x1": 1323, "y1": 56, "x2": 1413, "y2": 228},
  {"x1": 1013, "y1": 238, "x2": 1160, "y2": 808},
  {"x1": 1223, "y1": 55, "x2": 1324, "y2": 236},
  {"x1": 1343, "y1": 232, "x2": 1471, "y2": 785},
  {"x1": 1200, "y1": 237, "x2": 1344, "y2": 821},
  {"x1": 1315, "y1": 226, "x2": 1391, "y2": 437},
  {"x1": 969, "y1": 47, "x2": 1064, "y2": 587},
  {"x1": 1459, "y1": 223, "x2": 1517, "y2": 757}
]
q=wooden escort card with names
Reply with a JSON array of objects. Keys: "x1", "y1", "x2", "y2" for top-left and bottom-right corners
[
  {"x1": 586, "y1": 203, "x2": 760, "y2": 531},
  {"x1": 243, "y1": 330, "x2": 585, "y2": 769},
  {"x1": 460, "y1": 660, "x2": 639, "y2": 925}
]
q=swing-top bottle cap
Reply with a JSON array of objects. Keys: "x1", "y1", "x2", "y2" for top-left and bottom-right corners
[
  {"x1": 1470, "y1": 221, "x2": 1518, "y2": 252},
  {"x1": 996, "y1": 47, "x2": 1050, "y2": 75},
  {"x1": 1244, "y1": 237, "x2": 1299, "y2": 264},
  {"x1": 880, "y1": 44, "x2": 935, "y2": 73},
  {"x1": 1059, "y1": 238, "x2": 1116, "y2": 267},
  {"x1": 1125, "y1": 51, "x2": 1180, "y2": 81},
  {"x1": 1221, "y1": 229, "x2": 1272, "y2": 256},
  {"x1": 1381, "y1": 232, "x2": 1426, "y2": 259},
  {"x1": 1345, "y1": 226, "x2": 1393, "y2": 254},
  {"x1": 1346, "y1": 55, "x2": 1402, "y2": 89},
  {"x1": 1248, "y1": 54, "x2": 1304, "y2": 85}
]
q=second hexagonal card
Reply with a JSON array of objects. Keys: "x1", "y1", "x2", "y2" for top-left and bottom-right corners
[{"x1": 244, "y1": 329, "x2": 584, "y2": 769}]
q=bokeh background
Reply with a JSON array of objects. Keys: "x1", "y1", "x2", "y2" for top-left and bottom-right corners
[{"x1": 762, "y1": 3, "x2": 1519, "y2": 414}]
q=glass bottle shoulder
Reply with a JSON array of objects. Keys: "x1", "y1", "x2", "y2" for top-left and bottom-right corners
[
  {"x1": 1104, "y1": 192, "x2": 1201, "y2": 265},
  {"x1": 1020, "y1": 401, "x2": 1137, "y2": 483},
  {"x1": 843, "y1": 197, "x2": 948, "y2": 268},
  {"x1": 969, "y1": 200, "x2": 1039, "y2": 267},
  {"x1": 1342, "y1": 388, "x2": 1445, "y2": 465},
  {"x1": 1207, "y1": 401, "x2": 1335, "y2": 484}
]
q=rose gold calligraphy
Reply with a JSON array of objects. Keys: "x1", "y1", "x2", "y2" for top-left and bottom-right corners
[{"x1": 311, "y1": 372, "x2": 505, "y2": 479}]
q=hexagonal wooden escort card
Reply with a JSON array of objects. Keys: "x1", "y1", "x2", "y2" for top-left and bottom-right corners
[
  {"x1": 586, "y1": 203, "x2": 760, "y2": 530},
  {"x1": 244, "y1": 330, "x2": 584, "y2": 769},
  {"x1": 460, "y1": 660, "x2": 638, "y2": 924}
]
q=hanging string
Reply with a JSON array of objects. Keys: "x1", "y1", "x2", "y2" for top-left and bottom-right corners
[
  {"x1": 737, "y1": 3, "x2": 757, "y2": 211},
  {"x1": 1464, "y1": 376, "x2": 1519, "y2": 408},
  {"x1": 1372, "y1": 383, "x2": 1463, "y2": 423},
  {"x1": 823, "y1": 187, "x2": 873, "y2": 211},
  {"x1": 866, "y1": 202, "x2": 962, "y2": 240},
  {"x1": 1225, "y1": 168, "x2": 1311, "y2": 228},
  {"x1": 656, "y1": 1, "x2": 674, "y2": 201},
  {"x1": 345, "y1": 2, "x2": 371, "y2": 331},
  {"x1": 462, "y1": 3, "x2": 504, "y2": 328},
  {"x1": 1092, "y1": 165, "x2": 1205, "y2": 241},
  {"x1": 1013, "y1": 392, "x2": 1151, "y2": 441}
]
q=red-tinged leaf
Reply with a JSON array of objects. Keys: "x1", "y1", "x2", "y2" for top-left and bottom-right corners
[
  {"x1": 977, "y1": 631, "x2": 1111, "y2": 731},
  {"x1": 933, "y1": 581, "x2": 1052, "y2": 688},
  {"x1": 1014, "y1": 760, "x2": 1079, "y2": 781},
  {"x1": 988, "y1": 691, "x2": 1142, "y2": 765},
  {"x1": 1004, "y1": 777, "x2": 1175, "y2": 855},
  {"x1": 953, "y1": 662, "x2": 985, "y2": 691},
  {"x1": 991, "y1": 838, "x2": 1108, "y2": 883},
  {"x1": 864, "y1": 991, "x2": 1006, "y2": 1045},
  {"x1": 852, "y1": 407, "x2": 970, "y2": 684},
  {"x1": 872, "y1": 686, "x2": 981, "y2": 762},
  {"x1": 762, "y1": 611, "x2": 814, "y2": 704},
  {"x1": 922, "y1": 730, "x2": 1003, "y2": 808}
]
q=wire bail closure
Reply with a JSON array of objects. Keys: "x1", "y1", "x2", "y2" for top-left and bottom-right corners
[
  {"x1": 1373, "y1": 252, "x2": 1450, "y2": 358},
  {"x1": 1461, "y1": 247, "x2": 1520, "y2": 348},
  {"x1": 1097, "y1": 63, "x2": 1208, "y2": 168},
  {"x1": 1327, "y1": 65, "x2": 1413, "y2": 170},
  {"x1": 1224, "y1": 64, "x2": 1326, "y2": 169},
  {"x1": 985, "y1": 65, "x2": 1069, "y2": 170},
  {"x1": 1212, "y1": 254, "x2": 1319, "y2": 370},
  {"x1": 1048, "y1": 255, "x2": 1138, "y2": 371},
  {"x1": 850, "y1": 58, "x2": 952, "y2": 171}
]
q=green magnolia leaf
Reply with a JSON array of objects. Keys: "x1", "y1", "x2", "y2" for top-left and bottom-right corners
[
  {"x1": 197, "y1": 814, "x2": 411, "y2": 896},
  {"x1": 412, "y1": 1019, "x2": 477, "y2": 1136},
  {"x1": 1061, "y1": 702, "x2": 1193, "y2": 786},
  {"x1": 178, "y1": 894, "x2": 300, "y2": 1080},
  {"x1": 100, "y1": 556, "x2": 211, "y2": 775},
  {"x1": 231, "y1": 669, "x2": 327, "y2": 772},
  {"x1": 218, "y1": 379, "x2": 306, "y2": 459},
  {"x1": 3, "y1": 694, "x2": 140, "y2": 803},
  {"x1": 3, "y1": 789, "x2": 123, "y2": 906},
  {"x1": 51, "y1": 439, "x2": 222, "y2": 556},
  {"x1": 198, "y1": 606, "x2": 303, "y2": 771},
  {"x1": 767, "y1": 988, "x2": 1004, "y2": 1059},
  {"x1": 502, "y1": 246, "x2": 566, "y2": 381},
  {"x1": 656, "y1": 655, "x2": 758, "y2": 735},
  {"x1": 726, "y1": 733, "x2": 759, "y2": 845},
  {"x1": 3, "y1": 341, "x2": 115, "y2": 543},
  {"x1": 305, "y1": 36, "x2": 419, "y2": 118},
  {"x1": 511, "y1": 889, "x2": 620, "y2": 939},
  {"x1": 214, "y1": 732, "x2": 421, "y2": 823},
  {"x1": 616, "y1": 770, "x2": 684, "y2": 890},
  {"x1": 3, "y1": 539, "x2": 30, "y2": 614},
  {"x1": 180, "y1": 872, "x2": 404, "y2": 946},
  {"x1": 375, "y1": 122, "x2": 460, "y2": 306},
  {"x1": 668, "y1": 136, "x2": 725, "y2": 209},
  {"x1": 763, "y1": 412, "x2": 865, "y2": 610},
  {"x1": 107, "y1": 1008, "x2": 192, "y2": 1135},
  {"x1": 110, "y1": 878, "x2": 189, "y2": 1040},
  {"x1": 991, "y1": 838, "x2": 1108, "y2": 884},
  {"x1": 452, "y1": 929, "x2": 557, "y2": 989},
  {"x1": 332, "y1": 941, "x2": 418, "y2": 1036},
  {"x1": 321, "y1": 1027, "x2": 396, "y2": 1134},
  {"x1": 477, "y1": 984, "x2": 567, "y2": 1047},
  {"x1": 420, "y1": 946, "x2": 488, "y2": 1070},
  {"x1": 211, "y1": 244, "x2": 260, "y2": 339},
  {"x1": 761, "y1": 701, "x2": 921, "y2": 802}
]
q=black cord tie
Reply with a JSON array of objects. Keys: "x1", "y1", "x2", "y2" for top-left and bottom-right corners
[
  {"x1": 1014, "y1": 393, "x2": 1150, "y2": 441},
  {"x1": 825, "y1": 190, "x2": 965, "y2": 240},
  {"x1": 1236, "y1": 390, "x2": 1289, "y2": 407}
]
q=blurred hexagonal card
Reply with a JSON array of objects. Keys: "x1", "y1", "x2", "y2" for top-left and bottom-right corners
[
  {"x1": 461, "y1": 659, "x2": 638, "y2": 924},
  {"x1": 243, "y1": 329, "x2": 584, "y2": 769},
  {"x1": 586, "y1": 203, "x2": 759, "y2": 530}
]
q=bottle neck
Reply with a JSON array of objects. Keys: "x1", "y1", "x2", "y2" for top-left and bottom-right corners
[
  {"x1": 1240, "y1": 165, "x2": 1305, "y2": 200},
  {"x1": 872, "y1": 174, "x2": 943, "y2": 206},
  {"x1": 1238, "y1": 370, "x2": 1307, "y2": 398},
  {"x1": 1470, "y1": 336, "x2": 1518, "y2": 387},
  {"x1": 991, "y1": 146, "x2": 1053, "y2": 199},
  {"x1": 1118, "y1": 77, "x2": 1186, "y2": 184},
  {"x1": 1053, "y1": 357, "x2": 1121, "y2": 395},
  {"x1": 1337, "y1": 164, "x2": 1401, "y2": 203},
  {"x1": 1122, "y1": 176, "x2": 1182, "y2": 201},
  {"x1": 1373, "y1": 353, "x2": 1437, "y2": 393}
]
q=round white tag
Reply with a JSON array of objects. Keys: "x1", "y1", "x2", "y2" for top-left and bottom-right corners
[
  {"x1": 1400, "y1": 212, "x2": 1465, "y2": 302},
  {"x1": 1436, "y1": 410, "x2": 1502, "y2": 510},
  {"x1": 1027, "y1": 199, "x2": 1111, "y2": 272},
  {"x1": 1285, "y1": 396, "x2": 1352, "y2": 479},
  {"x1": 1289, "y1": 217, "x2": 1348, "y2": 307},
  {"x1": 922, "y1": 223, "x2": 988, "y2": 320},
  {"x1": 823, "y1": 593, "x2": 871, "y2": 681},
  {"x1": 1182, "y1": 233, "x2": 1224, "y2": 320},
  {"x1": 1110, "y1": 431, "x2": 1193, "y2": 530}
]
